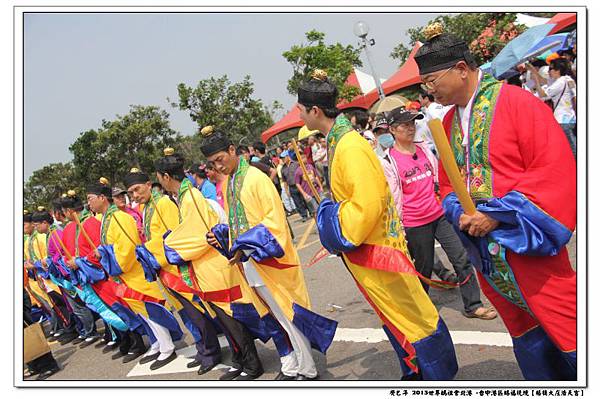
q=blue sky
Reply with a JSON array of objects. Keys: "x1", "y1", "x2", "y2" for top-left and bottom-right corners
[{"x1": 24, "y1": 12, "x2": 444, "y2": 177}]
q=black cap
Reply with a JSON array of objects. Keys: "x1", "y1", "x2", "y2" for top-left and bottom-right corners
[
  {"x1": 123, "y1": 167, "x2": 150, "y2": 189},
  {"x1": 297, "y1": 69, "x2": 338, "y2": 109},
  {"x1": 199, "y1": 126, "x2": 232, "y2": 158},
  {"x1": 373, "y1": 117, "x2": 390, "y2": 133},
  {"x1": 86, "y1": 177, "x2": 112, "y2": 198},
  {"x1": 415, "y1": 22, "x2": 475, "y2": 75},
  {"x1": 32, "y1": 206, "x2": 53, "y2": 224},
  {"x1": 23, "y1": 210, "x2": 32, "y2": 223},
  {"x1": 386, "y1": 107, "x2": 424, "y2": 126},
  {"x1": 61, "y1": 190, "x2": 84, "y2": 211}
]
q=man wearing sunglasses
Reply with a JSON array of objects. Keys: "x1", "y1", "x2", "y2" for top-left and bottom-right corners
[{"x1": 415, "y1": 23, "x2": 577, "y2": 380}]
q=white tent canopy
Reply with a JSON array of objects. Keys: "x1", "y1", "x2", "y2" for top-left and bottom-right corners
[
  {"x1": 352, "y1": 67, "x2": 386, "y2": 94},
  {"x1": 515, "y1": 13, "x2": 551, "y2": 28}
]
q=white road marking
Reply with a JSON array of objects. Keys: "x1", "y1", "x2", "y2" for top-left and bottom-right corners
[
  {"x1": 126, "y1": 328, "x2": 512, "y2": 377},
  {"x1": 332, "y1": 328, "x2": 512, "y2": 347}
]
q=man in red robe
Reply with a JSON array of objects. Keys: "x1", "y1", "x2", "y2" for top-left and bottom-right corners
[
  {"x1": 61, "y1": 190, "x2": 146, "y2": 360},
  {"x1": 414, "y1": 23, "x2": 577, "y2": 380}
]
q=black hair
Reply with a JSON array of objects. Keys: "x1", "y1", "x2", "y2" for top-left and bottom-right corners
[
  {"x1": 550, "y1": 58, "x2": 573, "y2": 77},
  {"x1": 420, "y1": 92, "x2": 435, "y2": 102},
  {"x1": 190, "y1": 163, "x2": 207, "y2": 179},
  {"x1": 236, "y1": 145, "x2": 249, "y2": 156},
  {"x1": 351, "y1": 110, "x2": 369, "y2": 129},
  {"x1": 51, "y1": 198, "x2": 63, "y2": 212},
  {"x1": 322, "y1": 107, "x2": 341, "y2": 119},
  {"x1": 154, "y1": 151, "x2": 186, "y2": 181},
  {"x1": 253, "y1": 142, "x2": 266, "y2": 155},
  {"x1": 530, "y1": 59, "x2": 547, "y2": 68},
  {"x1": 506, "y1": 74, "x2": 523, "y2": 87}
]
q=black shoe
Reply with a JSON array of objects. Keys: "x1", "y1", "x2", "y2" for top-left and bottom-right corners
[
  {"x1": 58, "y1": 332, "x2": 78, "y2": 345},
  {"x1": 235, "y1": 371, "x2": 263, "y2": 381},
  {"x1": 139, "y1": 352, "x2": 160, "y2": 365},
  {"x1": 197, "y1": 363, "x2": 218, "y2": 376},
  {"x1": 111, "y1": 351, "x2": 127, "y2": 360},
  {"x1": 149, "y1": 352, "x2": 177, "y2": 370},
  {"x1": 187, "y1": 359, "x2": 202, "y2": 369},
  {"x1": 401, "y1": 372, "x2": 422, "y2": 380},
  {"x1": 103, "y1": 342, "x2": 119, "y2": 354},
  {"x1": 94, "y1": 339, "x2": 107, "y2": 349},
  {"x1": 47, "y1": 335, "x2": 59, "y2": 343},
  {"x1": 301, "y1": 217, "x2": 308, "y2": 223},
  {"x1": 219, "y1": 368, "x2": 243, "y2": 381},
  {"x1": 71, "y1": 336, "x2": 85, "y2": 345},
  {"x1": 79, "y1": 335, "x2": 100, "y2": 349},
  {"x1": 35, "y1": 367, "x2": 60, "y2": 380},
  {"x1": 274, "y1": 371, "x2": 296, "y2": 380},
  {"x1": 296, "y1": 374, "x2": 318, "y2": 381},
  {"x1": 122, "y1": 351, "x2": 144, "y2": 364}
]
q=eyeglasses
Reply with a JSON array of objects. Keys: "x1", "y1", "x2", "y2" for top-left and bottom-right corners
[{"x1": 423, "y1": 66, "x2": 455, "y2": 90}]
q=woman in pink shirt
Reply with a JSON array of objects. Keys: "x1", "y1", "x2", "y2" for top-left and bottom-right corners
[{"x1": 376, "y1": 106, "x2": 496, "y2": 320}]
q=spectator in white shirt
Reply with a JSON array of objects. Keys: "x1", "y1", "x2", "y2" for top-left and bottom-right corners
[
  {"x1": 527, "y1": 57, "x2": 577, "y2": 157},
  {"x1": 416, "y1": 92, "x2": 452, "y2": 155}
]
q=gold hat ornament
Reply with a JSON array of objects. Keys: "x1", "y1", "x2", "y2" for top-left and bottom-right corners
[
  {"x1": 130, "y1": 167, "x2": 140, "y2": 173},
  {"x1": 99, "y1": 177, "x2": 109, "y2": 185},
  {"x1": 423, "y1": 22, "x2": 444, "y2": 41},
  {"x1": 163, "y1": 147, "x2": 175, "y2": 156},
  {"x1": 200, "y1": 126, "x2": 214, "y2": 137},
  {"x1": 67, "y1": 189, "x2": 77, "y2": 197},
  {"x1": 311, "y1": 69, "x2": 328, "y2": 81},
  {"x1": 24, "y1": 210, "x2": 30, "y2": 215},
  {"x1": 61, "y1": 193, "x2": 68, "y2": 198},
  {"x1": 37, "y1": 206, "x2": 46, "y2": 212}
]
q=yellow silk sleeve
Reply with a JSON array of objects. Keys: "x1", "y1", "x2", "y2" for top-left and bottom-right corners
[
  {"x1": 336, "y1": 142, "x2": 386, "y2": 246},
  {"x1": 33, "y1": 234, "x2": 48, "y2": 260},
  {"x1": 164, "y1": 187, "x2": 218, "y2": 261},
  {"x1": 145, "y1": 197, "x2": 180, "y2": 267},
  {"x1": 24, "y1": 237, "x2": 30, "y2": 261},
  {"x1": 246, "y1": 168, "x2": 295, "y2": 258},
  {"x1": 107, "y1": 211, "x2": 141, "y2": 274}
]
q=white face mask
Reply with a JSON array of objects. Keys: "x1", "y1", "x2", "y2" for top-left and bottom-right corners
[{"x1": 377, "y1": 133, "x2": 395, "y2": 149}]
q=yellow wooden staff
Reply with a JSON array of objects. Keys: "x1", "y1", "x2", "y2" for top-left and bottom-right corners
[{"x1": 428, "y1": 119, "x2": 476, "y2": 215}]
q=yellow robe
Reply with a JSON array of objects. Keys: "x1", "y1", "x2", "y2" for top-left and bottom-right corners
[
  {"x1": 25, "y1": 232, "x2": 61, "y2": 295},
  {"x1": 24, "y1": 234, "x2": 47, "y2": 306},
  {"x1": 141, "y1": 195, "x2": 180, "y2": 275},
  {"x1": 164, "y1": 181, "x2": 266, "y2": 317},
  {"x1": 328, "y1": 125, "x2": 439, "y2": 343},
  {"x1": 224, "y1": 164, "x2": 311, "y2": 321},
  {"x1": 101, "y1": 207, "x2": 165, "y2": 313}
]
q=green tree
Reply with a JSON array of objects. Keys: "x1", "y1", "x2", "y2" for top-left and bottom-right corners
[
  {"x1": 69, "y1": 105, "x2": 179, "y2": 186},
  {"x1": 390, "y1": 13, "x2": 526, "y2": 66},
  {"x1": 24, "y1": 162, "x2": 82, "y2": 210},
  {"x1": 282, "y1": 30, "x2": 363, "y2": 102},
  {"x1": 171, "y1": 75, "x2": 278, "y2": 146}
]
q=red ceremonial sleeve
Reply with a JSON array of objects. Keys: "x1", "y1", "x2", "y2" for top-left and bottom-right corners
[
  {"x1": 503, "y1": 85, "x2": 576, "y2": 231},
  {"x1": 61, "y1": 222, "x2": 77, "y2": 262},
  {"x1": 79, "y1": 216, "x2": 102, "y2": 265}
]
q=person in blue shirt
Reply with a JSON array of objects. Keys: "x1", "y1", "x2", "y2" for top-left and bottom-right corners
[{"x1": 189, "y1": 163, "x2": 217, "y2": 201}]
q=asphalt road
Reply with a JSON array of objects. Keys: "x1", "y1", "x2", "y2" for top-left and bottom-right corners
[{"x1": 25, "y1": 213, "x2": 577, "y2": 383}]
